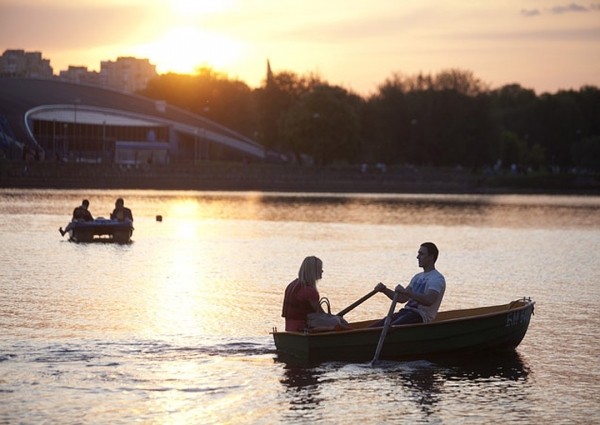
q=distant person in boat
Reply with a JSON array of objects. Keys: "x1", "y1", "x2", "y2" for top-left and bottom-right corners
[
  {"x1": 110, "y1": 198, "x2": 133, "y2": 222},
  {"x1": 369, "y1": 242, "x2": 446, "y2": 327},
  {"x1": 59, "y1": 199, "x2": 94, "y2": 236},
  {"x1": 73, "y1": 199, "x2": 94, "y2": 221},
  {"x1": 282, "y1": 256, "x2": 325, "y2": 332}
]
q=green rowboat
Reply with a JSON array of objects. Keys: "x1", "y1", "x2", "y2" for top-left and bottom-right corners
[{"x1": 272, "y1": 298, "x2": 534, "y2": 363}]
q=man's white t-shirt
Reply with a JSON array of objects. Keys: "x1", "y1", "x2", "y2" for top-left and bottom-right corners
[{"x1": 405, "y1": 269, "x2": 446, "y2": 322}]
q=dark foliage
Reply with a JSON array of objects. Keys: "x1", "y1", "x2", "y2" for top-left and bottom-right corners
[{"x1": 138, "y1": 66, "x2": 600, "y2": 172}]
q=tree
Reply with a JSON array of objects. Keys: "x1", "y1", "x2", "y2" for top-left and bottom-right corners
[
  {"x1": 571, "y1": 135, "x2": 600, "y2": 171},
  {"x1": 363, "y1": 74, "x2": 413, "y2": 164},
  {"x1": 281, "y1": 85, "x2": 362, "y2": 165},
  {"x1": 365, "y1": 69, "x2": 495, "y2": 168},
  {"x1": 140, "y1": 68, "x2": 256, "y2": 137},
  {"x1": 255, "y1": 66, "x2": 323, "y2": 152},
  {"x1": 499, "y1": 130, "x2": 546, "y2": 172},
  {"x1": 491, "y1": 84, "x2": 600, "y2": 172}
]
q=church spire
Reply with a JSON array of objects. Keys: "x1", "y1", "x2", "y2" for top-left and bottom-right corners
[{"x1": 266, "y1": 59, "x2": 274, "y2": 87}]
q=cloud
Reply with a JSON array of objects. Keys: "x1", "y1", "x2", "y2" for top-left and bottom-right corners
[
  {"x1": 0, "y1": 3, "x2": 156, "y2": 50},
  {"x1": 445, "y1": 26, "x2": 600, "y2": 43},
  {"x1": 521, "y1": 9, "x2": 541, "y2": 17},
  {"x1": 550, "y1": 3, "x2": 588, "y2": 14},
  {"x1": 521, "y1": 3, "x2": 600, "y2": 17},
  {"x1": 272, "y1": 10, "x2": 432, "y2": 44}
]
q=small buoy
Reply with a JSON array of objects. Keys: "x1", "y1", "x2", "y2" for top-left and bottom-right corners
[{"x1": 156, "y1": 215, "x2": 163, "y2": 222}]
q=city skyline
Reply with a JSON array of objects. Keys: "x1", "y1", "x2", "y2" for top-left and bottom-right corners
[{"x1": 1, "y1": 0, "x2": 599, "y2": 96}]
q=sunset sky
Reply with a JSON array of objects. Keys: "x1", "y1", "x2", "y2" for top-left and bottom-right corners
[{"x1": 1, "y1": 0, "x2": 599, "y2": 95}]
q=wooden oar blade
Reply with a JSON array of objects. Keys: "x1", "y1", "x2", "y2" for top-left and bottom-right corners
[{"x1": 370, "y1": 291, "x2": 400, "y2": 366}]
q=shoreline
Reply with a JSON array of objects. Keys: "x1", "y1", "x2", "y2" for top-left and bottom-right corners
[{"x1": 1, "y1": 161, "x2": 598, "y2": 195}]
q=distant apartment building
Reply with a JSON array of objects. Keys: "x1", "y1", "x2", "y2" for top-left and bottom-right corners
[
  {"x1": 58, "y1": 66, "x2": 101, "y2": 86},
  {"x1": 100, "y1": 57, "x2": 157, "y2": 93},
  {"x1": 0, "y1": 49, "x2": 53, "y2": 78},
  {"x1": 1, "y1": 50, "x2": 156, "y2": 93}
]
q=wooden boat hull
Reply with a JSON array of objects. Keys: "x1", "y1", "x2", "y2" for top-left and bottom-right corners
[
  {"x1": 272, "y1": 298, "x2": 534, "y2": 363},
  {"x1": 64, "y1": 218, "x2": 134, "y2": 243}
]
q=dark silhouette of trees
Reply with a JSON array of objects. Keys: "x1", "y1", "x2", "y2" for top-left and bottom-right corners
[
  {"x1": 140, "y1": 67, "x2": 256, "y2": 138},
  {"x1": 491, "y1": 84, "x2": 600, "y2": 172},
  {"x1": 138, "y1": 64, "x2": 600, "y2": 173},
  {"x1": 255, "y1": 64, "x2": 324, "y2": 153},
  {"x1": 281, "y1": 85, "x2": 362, "y2": 164},
  {"x1": 363, "y1": 69, "x2": 496, "y2": 169}
]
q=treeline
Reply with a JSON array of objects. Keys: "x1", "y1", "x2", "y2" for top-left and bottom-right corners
[{"x1": 139, "y1": 67, "x2": 600, "y2": 173}]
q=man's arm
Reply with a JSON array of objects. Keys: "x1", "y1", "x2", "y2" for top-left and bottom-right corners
[
  {"x1": 395, "y1": 286, "x2": 440, "y2": 306},
  {"x1": 374, "y1": 282, "x2": 409, "y2": 303}
]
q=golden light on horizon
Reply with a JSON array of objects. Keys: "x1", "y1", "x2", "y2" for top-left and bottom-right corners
[
  {"x1": 131, "y1": 0, "x2": 241, "y2": 75},
  {"x1": 134, "y1": 26, "x2": 244, "y2": 75},
  {"x1": 169, "y1": 0, "x2": 234, "y2": 16},
  {"x1": 2, "y1": 0, "x2": 597, "y2": 94}
]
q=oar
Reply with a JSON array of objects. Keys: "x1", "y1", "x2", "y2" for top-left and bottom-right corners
[
  {"x1": 336, "y1": 289, "x2": 379, "y2": 317},
  {"x1": 371, "y1": 290, "x2": 400, "y2": 366}
]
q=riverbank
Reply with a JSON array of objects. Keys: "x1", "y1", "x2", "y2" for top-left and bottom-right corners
[{"x1": 1, "y1": 160, "x2": 598, "y2": 194}]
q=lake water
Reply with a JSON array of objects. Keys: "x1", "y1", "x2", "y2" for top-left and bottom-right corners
[{"x1": 1, "y1": 189, "x2": 599, "y2": 424}]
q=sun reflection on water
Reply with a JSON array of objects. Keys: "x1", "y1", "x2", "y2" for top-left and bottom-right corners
[
  {"x1": 144, "y1": 196, "x2": 244, "y2": 337},
  {"x1": 2, "y1": 190, "x2": 600, "y2": 424}
]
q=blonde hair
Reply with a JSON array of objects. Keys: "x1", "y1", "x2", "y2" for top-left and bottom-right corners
[{"x1": 298, "y1": 256, "x2": 323, "y2": 287}]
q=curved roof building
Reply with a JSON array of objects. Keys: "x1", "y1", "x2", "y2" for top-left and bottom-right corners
[{"x1": 0, "y1": 77, "x2": 265, "y2": 164}]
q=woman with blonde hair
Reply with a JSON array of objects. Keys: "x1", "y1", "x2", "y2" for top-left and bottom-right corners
[{"x1": 281, "y1": 256, "x2": 325, "y2": 331}]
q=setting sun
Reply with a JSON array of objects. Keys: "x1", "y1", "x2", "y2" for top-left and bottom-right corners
[
  {"x1": 134, "y1": 26, "x2": 244, "y2": 75},
  {"x1": 2, "y1": 0, "x2": 598, "y2": 95},
  {"x1": 169, "y1": 0, "x2": 234, "y2": 16}
]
